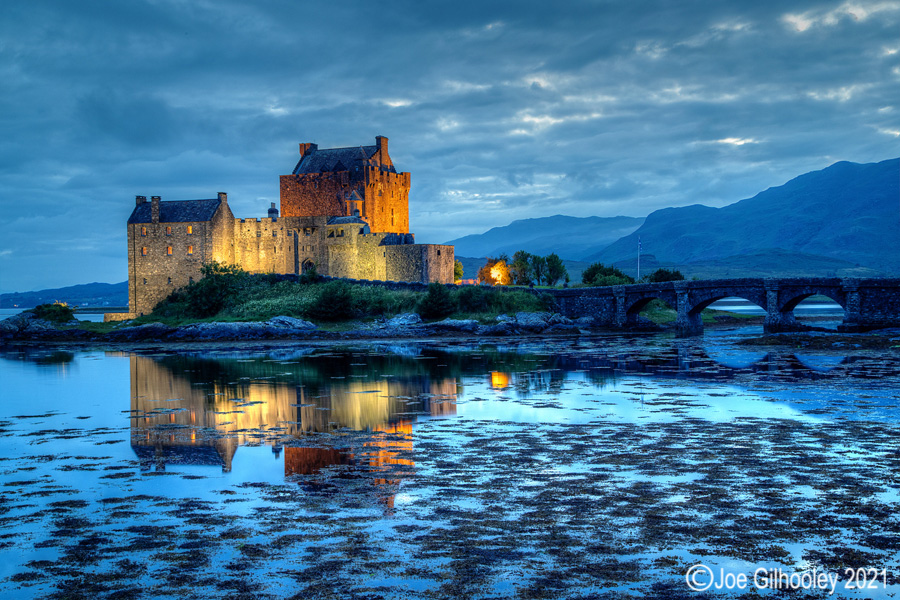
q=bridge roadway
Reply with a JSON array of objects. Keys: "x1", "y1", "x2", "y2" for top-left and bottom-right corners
[{"x1": 546, "y1": 277, "x2": 900, "y2": 337}]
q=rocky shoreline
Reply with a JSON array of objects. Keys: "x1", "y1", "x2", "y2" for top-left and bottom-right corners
[{"x1": 0, "y1": 310, "x2": 590, "y2": 344}]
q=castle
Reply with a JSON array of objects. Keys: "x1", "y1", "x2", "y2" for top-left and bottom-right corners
[{"x1": 121, "y1": 136, "x2": 454, "y2": 317}]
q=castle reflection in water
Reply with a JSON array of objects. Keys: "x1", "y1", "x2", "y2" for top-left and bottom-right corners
[{"x1": 129, "y1": 351, "x2": 458, "y2": 504}]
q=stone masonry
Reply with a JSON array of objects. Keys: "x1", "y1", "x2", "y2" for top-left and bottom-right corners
[{"x1": 118, "y1": 137, "x2": 454, "y2": 318}]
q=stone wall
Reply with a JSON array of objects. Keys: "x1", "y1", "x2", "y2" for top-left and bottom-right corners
[{"x1": 279, "y1": 166, "x2": 411, "y2": 235}]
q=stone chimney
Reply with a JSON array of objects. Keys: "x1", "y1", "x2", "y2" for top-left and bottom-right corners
[
  {"x1": 218, "y1": 192, "x2": 227, "y2": 205},
  {"x1": 268, "y1": 202, "x2": 279, "y2": 220},
  {"x1": 298, "y1": 143, "x2": 318, "y2": 158},
  {"x1": 151, "y1": 196, "x2": 160, "y2": 223},
  {"x1": 375, "y1": 136, "x2": 388, "y2": 155},
  {"x1": 135, "y1": 195, "x2": 146, "y2": 206}
]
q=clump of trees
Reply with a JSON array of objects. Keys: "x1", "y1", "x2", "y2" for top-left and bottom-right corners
[
  {"x1": 30, "y1": 302, "x2": 75, "y2": 323},
  {"x1": 580, "y1": 264, "x2": 686, "y2": 286},
  {"x1": 477, "y1": 256, "x2": 511, "y2": 286},
  {"x1": 643, "y1": 268, "x2": 684, "y2": 282},
  {"x1": 581, "y1": 263, "x2": 635, "y2": 286},
  {"x1": 477, "y1": 252, "x2": 568, "y2": 286},
  {"x1": 454, "y1": 260, "x2": 464, "y2": 283}
]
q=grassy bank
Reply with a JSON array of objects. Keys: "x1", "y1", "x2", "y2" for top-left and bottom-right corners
[{"x1": 137, "y1": 272, "x2": 554, "y2": 328}]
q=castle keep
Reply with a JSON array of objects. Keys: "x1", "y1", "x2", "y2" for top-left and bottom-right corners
[{"x1": 123, "y1": 137, "x2": 454, "y2": 317}]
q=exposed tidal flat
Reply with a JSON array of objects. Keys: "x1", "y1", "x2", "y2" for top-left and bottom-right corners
[{"x1": 1, "y1": 330, "x2": 899, "y2": 599}]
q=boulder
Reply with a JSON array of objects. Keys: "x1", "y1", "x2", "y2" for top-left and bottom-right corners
[
  {"x1": 269, "y1": 316, "x2": 317, "y2": 330},
  {"x1": 514, "y1": 312, "x2": 552, "y2": 332},
  {"x1": 427, "y1": 318, "x2": 480, "y2": 333},
  {"x1": 385, "y1": 313, "x2": 423, "y2": 327},
  {"x1": 107, "y1": 322, "x2": 174, "y2": 342}
]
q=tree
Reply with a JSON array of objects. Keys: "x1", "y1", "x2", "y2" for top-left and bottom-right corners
[
  {"x1": 417, "y1": 282, "x2": 456, "y2": 318},
  {"x1": 545, "y1": 253, "x2": 567, "y2": 286},
  {"x1": 581, "y1": 262, "x2": 635, "y2": 287},
  {"x1": 531, "y1": 255, "x2": 547, "y2": 286},
  {"x1": 454, "y1": 259, "x2": 464, "y2": 283},
  {"x1": 643, "y1": 268, "x2": 685, "y2": 283},
  {"x1": 509, "y1": 250, "x2": 534, "y2": 285},
  {"x1": 477, "y1": 256, "x2": 511, "y2": 286},
  {"x1": 182, "y1": 261, "x2": 248, "y2": 317}
]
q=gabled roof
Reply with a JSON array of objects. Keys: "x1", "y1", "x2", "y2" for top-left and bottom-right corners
[
  {"x1": 128, "y1": 199, "x2": 222, "y2": 224},
  {"x1": 293, "y1": 145, "x2": 395, "y2": 174}
]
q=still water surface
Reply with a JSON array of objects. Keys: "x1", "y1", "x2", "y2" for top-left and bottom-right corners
[{"x1": 1, "y1": 333, "x2": 898, "y2": 598}]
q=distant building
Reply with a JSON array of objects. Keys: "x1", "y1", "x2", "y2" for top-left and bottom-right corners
[{"x1": 119, "y1": 137, "x2": 454, "y2": 317}]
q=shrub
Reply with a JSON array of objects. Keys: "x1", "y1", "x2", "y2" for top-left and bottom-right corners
[
  {"x1": 643, "y1": 268, "x2": 685, "y2": 283},
  {"x1": 582, "y1": 263, "x2": 635, "y2": 286},
  {"x1": 417, "y1": 283, "x2": 455, "y2": 319},
  {"x1": 31, "y1": 302, "x2": 75, "y2": 323},
  {"x1": 456, "y1": 286, "x2": 491, "y2": 313},
  {"x1": 168, "y1": 261, "x2": 249, "y2": 318},
  {"x1": 307, "y1": 281, "x2": 354, "y2": 321}
]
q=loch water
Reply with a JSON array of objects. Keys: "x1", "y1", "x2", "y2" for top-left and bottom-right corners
[{"x1": 1, "y1": 329, "x2": 899, "y2": 598}]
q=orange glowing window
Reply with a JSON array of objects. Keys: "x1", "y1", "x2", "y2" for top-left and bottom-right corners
[
  {"x1": 141, "y1": 247, "x2": 147, "y2": 256},
  {"x1": 166, "y1": 246, "x2": 173, "y2": 255},
  {"x1": 187, "y1": 225, "x2": 193, "y2": 235},
  {"x1": 165, "y1": 226, "x2": 172, "y2": 236},
  {"x1": 187, "y1": 245, "x2": 193, "y2": 255},
  {"x1": 141, "y1": 227, "x2": 147, "y2": 236}
]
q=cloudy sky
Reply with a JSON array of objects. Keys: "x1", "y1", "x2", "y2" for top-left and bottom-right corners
[{"x1": 1, "y1": 0, "x2": 898, "y2": 292}]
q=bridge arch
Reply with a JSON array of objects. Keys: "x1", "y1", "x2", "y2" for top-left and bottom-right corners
[{"x1": 623, "y1": 292, "x2": 678, "y2": 327}]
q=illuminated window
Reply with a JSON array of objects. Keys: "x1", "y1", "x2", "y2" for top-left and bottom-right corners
[
  {"x1": 187, "y1": 245, "x2": 193, "y2": 255},
  {"x1": 165, "y1": 226, "x2": 172, "y2": 236},
  {"x1": 187, "y1": 225, "x2": 193, "y2": 235},
  {"x1": 141, "y1": 247, "x2": 147, "y2": 256},
  {"x1": 141, "y1": 227, "x2": 147, "y2": 236},
  {"x1": 166, "y1": 246, "x2": 173, "y2": 255}
]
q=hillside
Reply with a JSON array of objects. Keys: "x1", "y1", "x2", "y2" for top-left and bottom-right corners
[
  {"x1": 590, "y1": 158, "x2": 900, "y2": 273},
  {"x1": 445, "y1": 215, "x2": 643, "y2": 260},
  {"x1": 0, "y1": 281, "x2": 128, "y2": 308}
]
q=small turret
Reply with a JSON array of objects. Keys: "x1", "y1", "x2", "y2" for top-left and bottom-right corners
[
  {"x1": 151, "y1": 196, "x2": 160, "y2": 223},
  {"x1": 268, "y1": 202, "x2": 279, "y2": 220},
  {"x1": 218, "y1": 192, "x2": 228, "y2": 204},
  {"x1": 135, "y1": 195, "x2": 146, "y2": 206}
]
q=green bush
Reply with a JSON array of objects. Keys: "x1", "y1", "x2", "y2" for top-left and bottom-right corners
[
  {"x1": 417, "y1": 283, "x2": 455, "y2": 319},
  {"x1": 582, "y1": 263, "x2": 635, "y2": 286},
  {"x1": 456, "y1": 286, "x2": 491, "y2": 313},
  {"x1": 643, "y1": 268, "x2": 685, "y2": 283},
  {"x1": 307, "y1": 281, "x2": 354, "y2": 321},
  {"x1": 30, "y1": 302, "x2": 75, "y2": 323}
]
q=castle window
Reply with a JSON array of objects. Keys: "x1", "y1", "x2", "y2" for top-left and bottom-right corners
[
  {"x1": 437, "y1": 250, "x2": 441, "y2": 256},
  {"x1": 257, "y1": 231, "x2": 261, "y2": 237},
  {"x1": 166, "y1": 246, "x2": 173, "y2": 255},
  {"x1": 168, "y1": 277, "x2": 172, "y2": 285},
  {"x1": 165, "y1": 226, "x2": 172, "y2": 235},
  {"x1": 141, "y1": 247, "x2": 147, "y2": 256},
  {"x1": 141, "y1": 227, "x2": 147, "y2": 236},
  {"x1": 187, "y1": 225, "x2": 193, "y2": 235},
  {"x1": 143, "y1": 278, "x2": 147, "y2": 284},
  {"x1": 187, "y1": 245, "x2": 193, "y2": 255},
  {"x1": 189, "y1": 276, "x2": 194, "y2": 284},
  {"x1": 338, "y1": 229, "x2": 344, "y2": 237},
  {"x1": 272, "y1": 231, "x2": 277, "y2": 237}
]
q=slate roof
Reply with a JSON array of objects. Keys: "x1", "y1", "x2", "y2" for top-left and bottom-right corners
[
  {"x1": 293, "y1": 145, "x2": 396, "y2": 174},
  {"x1": 128, "y1": 199, "x2": 222, "y2": 224},
  {"x1": 327, "y1": 215, "x2": 368, "y2": 225}
]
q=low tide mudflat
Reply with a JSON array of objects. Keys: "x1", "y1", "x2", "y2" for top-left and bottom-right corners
[{"x1": 1, "y1": 329, "x2": 899, "y2": 599}]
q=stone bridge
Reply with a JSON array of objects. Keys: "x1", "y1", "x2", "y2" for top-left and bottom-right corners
[{"x1": 546, "y1": 277, "x2": 900, "y2": 336}]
